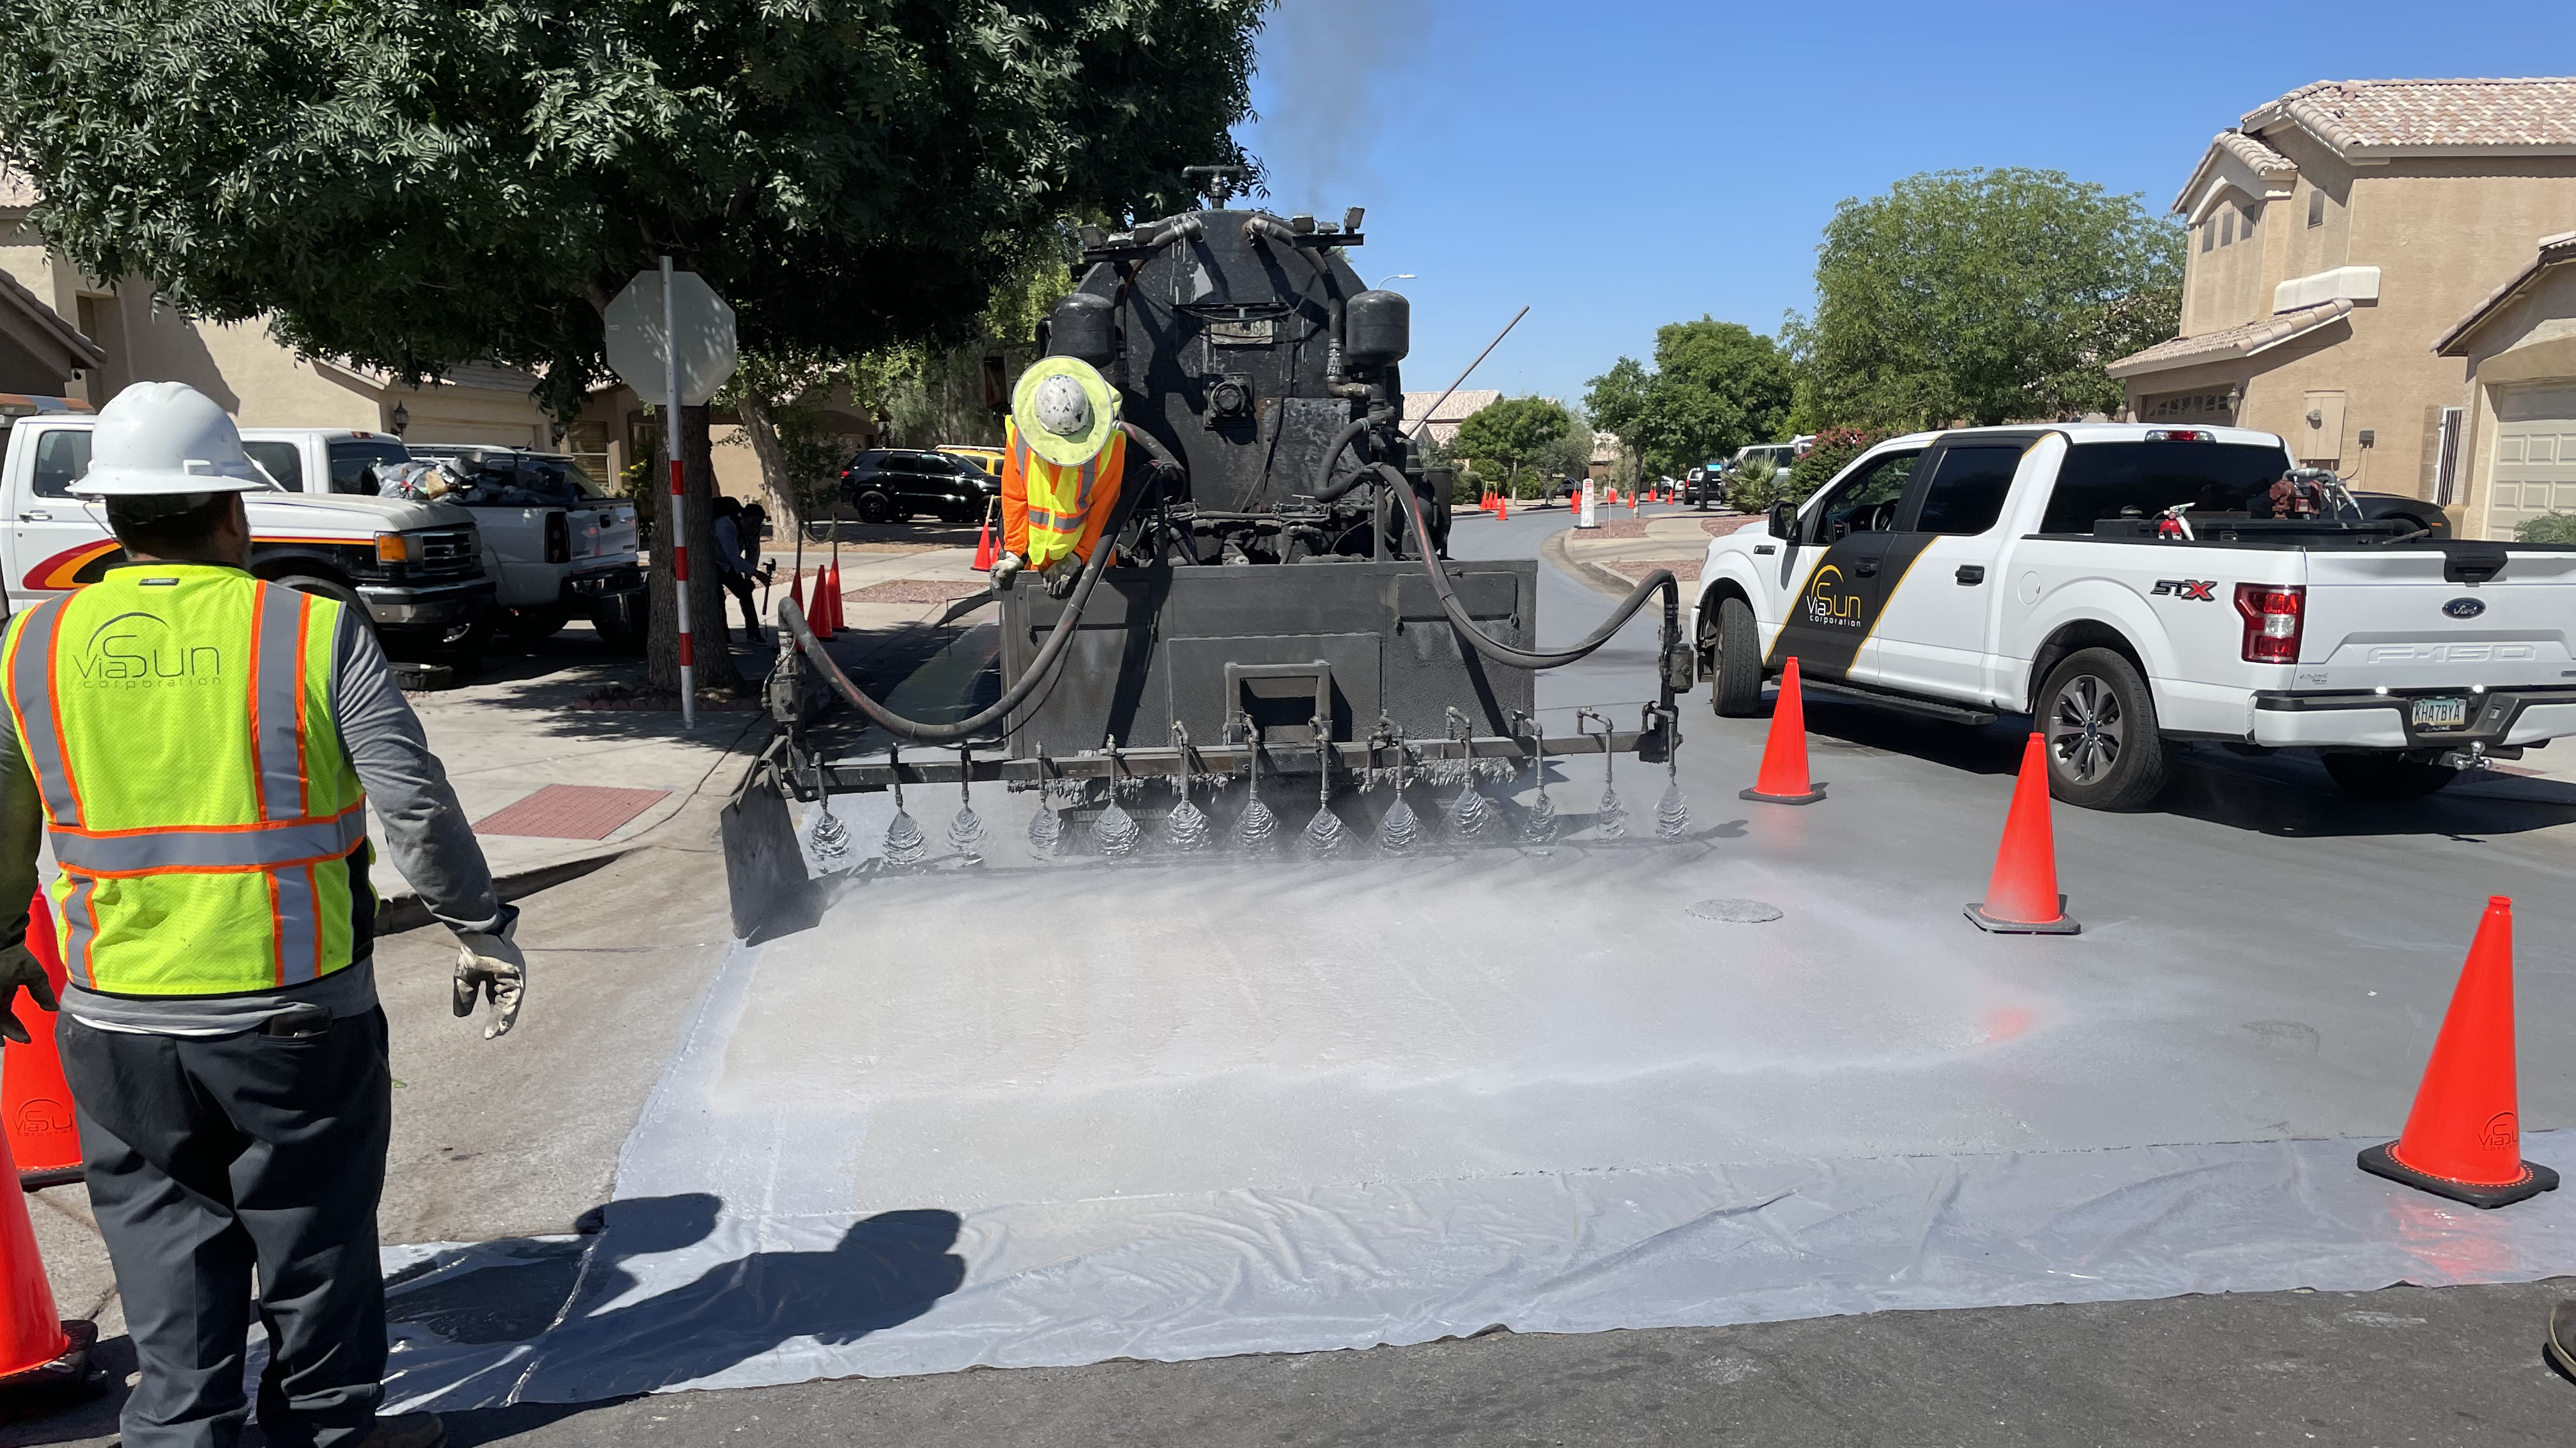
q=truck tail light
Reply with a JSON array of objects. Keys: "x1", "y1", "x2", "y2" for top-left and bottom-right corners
[
  {"x1": 545, "y1": 511, "x2": 571, "y2": 564},
  {"x1": 2234, "y1": 582, "x2": 2305, "y2": 663},
  {"x1": 2145, "y1": 428, "x2": 2212, "y2": 442},
  {"x1": 374, "y1": 532, "x2": 410, "y2": 563}
]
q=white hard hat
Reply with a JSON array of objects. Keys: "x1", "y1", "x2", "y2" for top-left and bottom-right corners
[
  {"x1": 70, "y1": 381, "x2": 272, "y2": 497},
  {"x1": 1031, "y1": 373, "x2": 1092, "y2": 438}
]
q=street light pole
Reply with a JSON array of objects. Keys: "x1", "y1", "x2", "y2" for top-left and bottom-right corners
[{"x1": 1376, "y1": 272, "x2": 1416, "y2": 288}]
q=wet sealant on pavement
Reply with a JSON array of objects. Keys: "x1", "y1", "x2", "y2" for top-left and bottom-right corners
[{"x1": 375, "y1": 509, "x2": 2576, "y2": 1408}]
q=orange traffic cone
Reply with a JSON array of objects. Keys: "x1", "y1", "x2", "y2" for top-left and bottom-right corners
[
  {"x1": 0, "y1": 1128, "x2": 96, "y2": 1401},
  {"x1": 972, "y1": 518, "x2": 997, "y2": 571},
  {"x1": 809, "y1": 566, "x2": 836, "y2": 641},
  {"x1": 1497, "y1": 495, "x2": 1509, "y2": 521},
  {"x1": 2359, "y1": 897, "x2": 2560, "y2": 1208},
  {"x1": 1965, "y1": 733, "x2": 2078, "y2": 934},
  {"x1": 1739, "y1": 656, "x2": 1826, "y2": 806},
  {"x1": 4, "y1": 894, "x2": 80, "y2": 1189},
  {"x1": 786, "y1": 567, "x2": 805, "y2": 622}
]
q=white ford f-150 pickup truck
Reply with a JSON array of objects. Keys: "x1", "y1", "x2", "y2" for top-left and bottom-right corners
[{"x1": 1695, "y1": 423, "x2": 2576, "y2": 809}]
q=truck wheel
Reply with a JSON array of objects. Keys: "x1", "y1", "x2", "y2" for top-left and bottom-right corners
[
  {"x1": 591, "y1": 593, "x2": 647, "y2": 654},
  {"x1": 2323, "y1": 751, "x2": 2460, "y2": 800},
  {"x1": 2036, "y1": 647, "x2": 2168, "y2": 810},
  {"x1": 505, "y1": 606, "x2": 573, "y2": 641},
  {"x1": 855, "y1": 491, "x2": 895, "y2": 525},
  {"x1": 269, "y1": 574, "x2": 373, "y2": 633},
  {"x1": 1706, "y1": 594, "x2": 1763, "y2": 717}
]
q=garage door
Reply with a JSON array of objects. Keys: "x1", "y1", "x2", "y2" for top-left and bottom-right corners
[{"x1": 2487, "y1": 385, "x2": 2576, "y2": 540}]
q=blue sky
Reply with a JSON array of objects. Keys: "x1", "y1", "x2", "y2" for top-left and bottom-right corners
[{"x1": 1235, "y1": 0, "x2": 2576, "y2": 415}]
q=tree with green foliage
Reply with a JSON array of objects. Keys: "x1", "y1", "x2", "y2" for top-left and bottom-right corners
[
  {"x1": 1584, "y1": 319, "x2": 1794, "y2": 478},
  {"x1": 0, "y1": 0, "x2": 1261, "y2": 693},
  {"x1": 1786, "y1": 167, "x2": 2182, "y2": 432},
  {"x1": 1452, "y1": 396, "x2": 1574, "y2": 499},
  {"x1": 1784, "y1": 427, "x2": 1878, "y2": 502}
]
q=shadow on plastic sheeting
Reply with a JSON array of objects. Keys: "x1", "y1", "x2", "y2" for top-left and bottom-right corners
[{"x1": 385, "y1": 1194, "x2": 966, "y2": 1412}]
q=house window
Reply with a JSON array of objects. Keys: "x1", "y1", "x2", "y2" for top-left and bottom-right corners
[
  {"x1": 2201, "y1": 221, "x2": 2214, "y2": 254},
  {"x1": 2242, "y1": 203, "x2": 2260, "y2": 238},
  {"x1": 2307, "y1": 189, "x2": 2326, "y2": 227},
  {"x1": 2221, "y1": 211, "x2": 2235, "y2": 246}
]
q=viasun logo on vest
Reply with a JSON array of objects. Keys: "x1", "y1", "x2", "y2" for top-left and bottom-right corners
[{"x1": 75, "y1": 611, "x2": 226, "y2": 688}]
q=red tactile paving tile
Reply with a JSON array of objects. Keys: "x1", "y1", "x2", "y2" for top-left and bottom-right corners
[{"x1": 473, "y1": 784, "x2": 671, "y2": 840}]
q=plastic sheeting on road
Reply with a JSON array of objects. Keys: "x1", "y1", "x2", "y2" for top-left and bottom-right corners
[{"x1": 380, "y1": 1130, "x2": 2576, "y2": 1410}]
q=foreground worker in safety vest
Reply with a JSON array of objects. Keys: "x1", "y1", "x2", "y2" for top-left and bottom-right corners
[
  {"x1": 0, "y1": 382, "x2": 522, "y2": 1448},
  {"x1": 992, "y1": 355, "x2": 1126, "y2": 587}
]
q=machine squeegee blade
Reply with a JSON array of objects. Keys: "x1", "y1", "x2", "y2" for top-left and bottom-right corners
[{"x1": 721, "y1": 758, "x2": 825, "y2": 942}]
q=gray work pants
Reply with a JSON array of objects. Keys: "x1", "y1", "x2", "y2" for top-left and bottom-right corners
[{"x1": 59, "y1": 1010, "x2": 393, "y2": 1448}]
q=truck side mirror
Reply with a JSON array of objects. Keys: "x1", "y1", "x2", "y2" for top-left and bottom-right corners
[{"x1": 1768, "y1": 499, "x2": 1797, "y2": 543}]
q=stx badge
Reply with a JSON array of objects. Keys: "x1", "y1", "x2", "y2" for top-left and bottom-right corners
[{"x1": 2151, "y1": 579, "x2": 2217, "y2": 601}]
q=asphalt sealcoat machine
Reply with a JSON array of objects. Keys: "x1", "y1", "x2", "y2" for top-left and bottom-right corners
[{"x1": 722, "y1": 177, "x2": 1697, "y2": 936}]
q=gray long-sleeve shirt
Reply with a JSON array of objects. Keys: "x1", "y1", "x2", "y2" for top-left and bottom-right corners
[{"x1": 0, "y1": 574, "x2": 515, "y2": 1034}]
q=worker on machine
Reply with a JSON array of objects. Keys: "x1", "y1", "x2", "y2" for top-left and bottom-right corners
[{"x1": 993, "y1": 355, "x2": 1126, "y2": 588}]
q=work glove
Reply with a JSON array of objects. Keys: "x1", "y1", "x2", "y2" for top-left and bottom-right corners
[
  {"x1": 0, "y1": 937, "x2": 58, "y2": 1046},
  {"x1": 990, "y1": 551, "x2": 1025, "y2": 589},
  {"x1": 452, "y1": 920, "x2": 527, "y2": 1040}
]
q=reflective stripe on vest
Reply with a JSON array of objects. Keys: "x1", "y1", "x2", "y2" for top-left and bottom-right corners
[
  {"x1": 1, "y1": 570, "x2": 368, "y2": 995},
  {"x1": 1011, "y1": 430, "x2": 1119, "y2": 569}
]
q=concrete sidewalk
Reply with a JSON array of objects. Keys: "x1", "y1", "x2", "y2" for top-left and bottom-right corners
[
  {"x1": 369, "y1": 544, "x2": 987, "y2": 926},
  {"x1": 1552, "y1": 505, "x2": 1759, "y2": 596}
]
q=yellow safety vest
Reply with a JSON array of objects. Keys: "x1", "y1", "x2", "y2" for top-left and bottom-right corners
[
  {"x1": 1, "y1": 566, "x2": 370, "y2": 996},
  {"x1": 1006, "y1": 420, "x2": 1126, "y2": 571}
]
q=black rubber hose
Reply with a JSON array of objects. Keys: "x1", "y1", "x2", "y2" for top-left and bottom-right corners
[
  {"x1": 1377, "y1": 461, "x2": 1677, "y2": 672},
  {"x1": 1309, "y1": 418, "x2": 1372, "y2": 502},
  {"x1": 778, "y1": 454, "x2": 1157, "y2": 743}
]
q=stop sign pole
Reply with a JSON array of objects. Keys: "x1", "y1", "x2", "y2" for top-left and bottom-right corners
[{"x1": 660, "y1": 256, "x2": 694, "y2": 727}]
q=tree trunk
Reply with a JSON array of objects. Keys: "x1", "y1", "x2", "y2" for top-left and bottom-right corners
[
  {"x1": 647, "y1": 402, "x2": 744, "y2": 696},
  {"x1": 737, "y1": 390, "x2": 799, "y2": 527}
]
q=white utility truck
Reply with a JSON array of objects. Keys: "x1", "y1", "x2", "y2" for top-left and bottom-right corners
[
  {"x1": 0, "y1": 401, "x2": 494, "y2": 648},
  {"x1": 1695, "y1": 423, "x2": 2576, "y2": 808},
  {"x1": 240, "y1": 433, "x2": 645, "y2": 648}
]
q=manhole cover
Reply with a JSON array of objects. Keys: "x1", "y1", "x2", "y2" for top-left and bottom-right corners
[
  {"x1": 475, "y1": 784, "x2": 671, "y2": 840},
  {"x1": 1687, "y1": 898, "x2": 1782, "y2": 923}
]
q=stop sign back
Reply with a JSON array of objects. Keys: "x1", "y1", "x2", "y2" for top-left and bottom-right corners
[{"x1": 605, "y1": 268, "x2": 737, "y2": 406}]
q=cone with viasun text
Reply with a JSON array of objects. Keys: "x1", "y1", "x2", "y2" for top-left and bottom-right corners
[
  {"x1": 1965, "y1": 733, "x2": 2078, "y2": 934},
  {"x1": 1739, "y1": 655, "x2": 1825, "y2": 806},
  {"x1": 0, "y1": 1127, "x2": 98, "y2": 1403},
  {"x1": 3, "y1": 893, "x2": 80, "y2": 1189},
  {"x1": 2359, "y1": 897, "x2": 2559, "y2": 1208}
]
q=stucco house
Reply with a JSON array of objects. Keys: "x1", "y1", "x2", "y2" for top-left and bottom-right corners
[
  {"x1": 1, "y1": 164, "x2": 553, "y2": 444},
  {"x1": 2107, "y1": 79, "x2": 2576, "y2": 535},
  {"x1": 2432, "y1": 229, "x2": 2576, "y2": 538}
]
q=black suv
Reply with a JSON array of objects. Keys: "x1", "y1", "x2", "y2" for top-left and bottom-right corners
[{"x1": 833, "y1": 449, "x2": 1000, "y2": 529}]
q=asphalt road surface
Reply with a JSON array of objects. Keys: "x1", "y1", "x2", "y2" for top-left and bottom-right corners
[{"x1": 10, "y1": 505, "x2": 2574, "y2": 1447}]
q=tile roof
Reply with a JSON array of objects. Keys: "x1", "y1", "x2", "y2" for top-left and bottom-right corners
[
  {"x1": 2212, "y1": 130, "x2": 2296, "y2": 175},
  {"x1": 2105, "y1": 298, "x2": 2355, "y2": 379},
  {"x1": 2434, "y1": 229, "x2": 2576, "y2": 355},
  {"x1": 1401, "y1": 388, "x2": 1499, "y2": 424},
  {"x1": 0, "y1": 266, "x2": 105, "y2": 371},
  {"x1": 2244, "y1": 78, "x2": 2576, "y2": 153}
]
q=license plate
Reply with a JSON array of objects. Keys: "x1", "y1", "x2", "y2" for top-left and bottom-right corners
[{"x1": 2410, "y1": 697, "x2": 2469, "y2": 729}]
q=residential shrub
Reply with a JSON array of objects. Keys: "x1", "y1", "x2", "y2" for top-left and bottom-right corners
[
  {"x1": 1786, "y1": 427, "x2": 1877, "y2": 501},
  {"x1": 2516, "y1": 511, "x2": 2576, "y2": 546}
]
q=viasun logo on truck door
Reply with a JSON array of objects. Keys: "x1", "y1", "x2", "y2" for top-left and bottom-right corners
[
  {"x1": 1806, "y1": 566, "x2": 1864, "y2": 627},
  {"x1": 1764, "y1": 534, "x2": 1940, "y2": 681},
  {"x1": 73, "y1": 611, "x2": 224, "y2": 688}
]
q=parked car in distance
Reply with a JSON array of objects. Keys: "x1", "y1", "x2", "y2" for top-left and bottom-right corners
[
  {"x1": 826, "y1": 449, "x2": 1001, "y2": 532},
  {"x1": 937, "y1": 442, "x2": 1007, "y2": 477}
]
